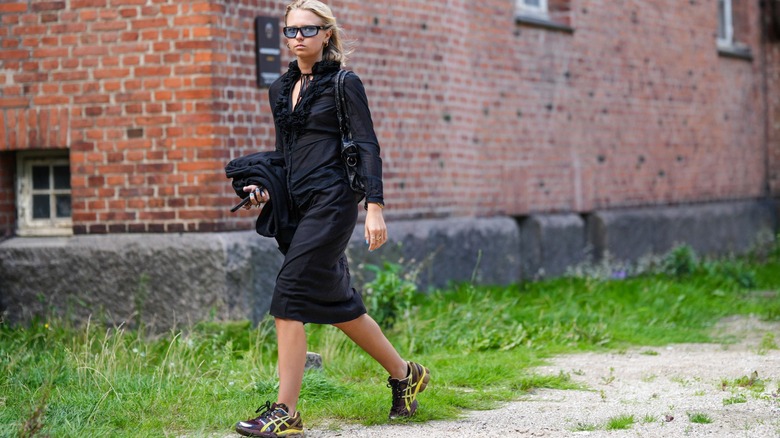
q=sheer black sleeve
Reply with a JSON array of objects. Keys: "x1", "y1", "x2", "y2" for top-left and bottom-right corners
[
  {"x1": 343, "y1": 72, "x2": 384, "y2": 206},
  {"x1": 268, "y1": 80, "x2": 284, "y2": 152}
]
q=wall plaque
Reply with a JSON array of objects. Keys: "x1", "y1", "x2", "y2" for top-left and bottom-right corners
[{"x1": 255, "y1": 16, "x2": 281, "y2": 88}]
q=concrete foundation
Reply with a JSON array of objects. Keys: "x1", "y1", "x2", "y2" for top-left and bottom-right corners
[
  {"x1": 0, "y1": 232, "x2": 283, "y2": 330},
  {"x1": 586, "y1": 200, "x2": 777, "y2": 262},
  {"x1": 519, "y1": 214, "x2": 587, "y2": 279},
  {"x1": 1, "y1": 199, "x2": 777, "y2": 329}
]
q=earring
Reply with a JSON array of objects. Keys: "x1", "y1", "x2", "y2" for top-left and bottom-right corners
[{"x1": 324, "y1": 40, "x2": 329, "y2": 47}]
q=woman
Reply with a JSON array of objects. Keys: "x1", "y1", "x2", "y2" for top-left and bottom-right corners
[{"x1": 234, "y1": 1, "x2": 429, "y2": 437}]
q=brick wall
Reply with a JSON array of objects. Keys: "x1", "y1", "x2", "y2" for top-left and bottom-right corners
[
  {"x1": 0, "y1": 0, "x2": 777, "y2": 235},
  {"x1": 767, "y1": 8, "x2": 780, "y2": 195}
]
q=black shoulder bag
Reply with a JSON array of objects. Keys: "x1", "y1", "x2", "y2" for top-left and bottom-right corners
[{"x1": 334, "y1": 70, "x2": 367, "y2": 197}]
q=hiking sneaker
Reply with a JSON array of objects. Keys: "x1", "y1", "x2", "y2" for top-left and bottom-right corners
[
  {"x1": 387, "y1": 361, "x2": 431, "y2": 419},
  {"x1": 235, "y1": 401, "x2": 304, "y2": 437}
]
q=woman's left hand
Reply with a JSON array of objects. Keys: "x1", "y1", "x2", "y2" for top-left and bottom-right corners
[{"x1": 365, "y1": 203, "x2": 387, "y2": 251}]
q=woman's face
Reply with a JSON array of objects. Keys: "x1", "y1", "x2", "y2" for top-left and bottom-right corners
[{"x1": 285, "y1": 9, "x2": 332, "y2": 62}]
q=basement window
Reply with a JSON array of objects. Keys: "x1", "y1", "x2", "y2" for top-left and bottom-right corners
[{"x1": 16, "y1": 151, "x2": 73, "y2": 236}]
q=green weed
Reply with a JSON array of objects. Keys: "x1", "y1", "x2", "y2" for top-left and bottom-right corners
[
  {"x1": 758, "y1": 332, "x2": 778, "y2": 355},
  {"x1": 605, "y1": 414, "x2": 635, "y2": 430},
  {"x1": 721, "y1": 372, "x2": 765, "y2": 393},
  {"x1": 573, "y1": 421, "x2": 598, "y2": 431},
  {"x1": 641, "y1": 413, "x2": 657, "y2": 424},
  {"x1": 362, "y1": 262, "x2": 418, "y2": 329},
  {"x1": 723, "y1": 395, "x2": 747, "y2": 405},
  {"x1": 688, "y1": 412, "x2": 713, "y2": 424}
]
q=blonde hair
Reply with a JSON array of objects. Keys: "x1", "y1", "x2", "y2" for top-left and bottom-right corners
[{"x1": 285, "y1": 0, "x2": 351, "y2": 65}]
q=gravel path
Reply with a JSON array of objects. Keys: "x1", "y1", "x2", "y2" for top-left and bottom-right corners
[{"x1": 304, "y1": 316, "x2": 780, "y2": 438}]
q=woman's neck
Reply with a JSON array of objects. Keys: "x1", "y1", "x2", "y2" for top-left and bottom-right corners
[{"x1": 296, "y1": 56, "x2": 322, "y2": 75}]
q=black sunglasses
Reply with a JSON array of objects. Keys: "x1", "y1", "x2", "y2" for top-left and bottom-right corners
[{"x1": 283, "y1": 25, "x2": 330, "y2": 38}]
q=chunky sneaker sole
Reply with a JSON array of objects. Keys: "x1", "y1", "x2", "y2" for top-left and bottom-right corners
[
  {"x1": 388, "y1": 361, "x2": 431, "y2": 419},
  {"x1": 235, "y1": 402, "x2": 304, "y2": 438}
]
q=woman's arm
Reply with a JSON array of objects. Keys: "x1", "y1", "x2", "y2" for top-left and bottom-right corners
[
  {"x1": 343, "y1": 72, "x2": 387, "y2": 250},
  {"x1": 343, "y1": 72, "x2": 384, "y2": 208}
]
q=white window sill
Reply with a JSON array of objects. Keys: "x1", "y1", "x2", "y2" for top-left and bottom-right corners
[
  {"x1": 16, "y1": 226, "x2": 74, "y2": 237},
  {"x1": 515, "y1": 14, "x2": 574, "y2": 33},
  {"x1": 717, "y1": 42, "x2": 752, "y2": 61}
]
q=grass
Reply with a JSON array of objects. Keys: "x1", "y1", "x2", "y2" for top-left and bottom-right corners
[
  {"x1": 573, "y1": 421, "x2": 598, "y2": 431},
  {"x1": 2, "y1": 244, "x2": 780, "y2": 437},
  {"x1": 605, "y1": 414, "x2": 635, "y2": 430},
  {"x1": 688, "y1": 412, "x2": 713, "y2": 424},
  {"x1": 758, "y1": 332, "x2": 778, "y2": 355},
  {"x1": 721, "y1": 372, "x2": 766, "y2": 393},
  {"x1": 723, "y1": 395, "x2": 748, "y2": 405}
]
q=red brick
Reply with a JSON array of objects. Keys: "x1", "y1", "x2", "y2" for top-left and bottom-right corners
[
  {"x1": 160, "y1": 4, "x2": 178, "y2": 15},
  {"x1": 85, "y1": 107, "x2": 103, "y2": 116},
  {"x1": 0, "y1": 50, "x2": 29, "y2": 60},
  {"x1": 113, "y1": 0, "x2": 146, "y2": 5},
  {"x1": 73, "y1": 94, "x2": 110, "y2": 104},
  {"x1": 173, "y1": 15, "x2": 217, "y2": 26},
  {"x1": 131, "y1": 18, "x2": 168, "y2": 29},
  {"x1": 134, "y1": 66, "x2": 170, "y2": 77},
  {"x1": 32, "y1": 95, "x2": 68, "y2": 105},
  {"x1": 73, "y1": 46, "x2": 108, "y2": 57},
  {"x1": 134, "y1": 115, "x2": 172, "y2": 125},
  {"x1": 80, "y1": 9, "x2": 98, "y2": 21},
  {"x1": 174, "y1": 40, "x2": 215, "y2": 50},
  {"x1": 50, "y1": 23, "x2": 87, "y2": 33},
  {"x1": 0, "y1": 97, "x2": 29, "y2": 108},
  {"x1": 32, "y1": 47, "x2": 70, "y2": 58},
  {"x1": 92, "y1": 68, "x2": 130, "y2": 79},
  {"x1": 32, "y1": 2, "x2": 65, "y2": 12},
  {"x1": 91, "y1": 21, "x2": 127, "y2": 32},
  {"x1": 71, "y1": 0, "x2": 106, "y2": 8}
]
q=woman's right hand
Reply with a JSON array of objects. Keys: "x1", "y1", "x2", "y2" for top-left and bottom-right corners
[{"x1": 242, "y1": 185, "x2": 270, "y2": 210}]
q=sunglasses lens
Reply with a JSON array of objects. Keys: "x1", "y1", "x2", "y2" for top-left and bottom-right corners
[
  {"x1": 300, "y1": 26, "x2": 318, "y2": 37},
  {"x1": 283, "y1": 27, "x2": 297, "y2": 38}
]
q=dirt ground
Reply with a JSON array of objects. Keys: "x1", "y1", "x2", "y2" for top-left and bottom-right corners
[{"x1": 304, "y1": 316, "x2": 780, "y2": 438}]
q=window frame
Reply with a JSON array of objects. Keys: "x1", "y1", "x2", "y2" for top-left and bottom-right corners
[
  {"x1": 15, "y1": 151, "x2": 73, "y2": 236},
  {"x1": 516, "y1": 0, "x2": 549, "y2": 19},
  {"x1": 717, "y1": 0, "x2": 734, "y2": 47}
]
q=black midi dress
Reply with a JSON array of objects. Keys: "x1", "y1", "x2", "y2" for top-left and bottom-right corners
[{"x1": 267, "y1": 60, "x2": 384, "y2": 324}]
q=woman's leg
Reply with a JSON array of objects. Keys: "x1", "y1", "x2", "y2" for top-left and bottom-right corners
[
  {"x1": 275, "y1": 317, "x2": 307, "y2": 415},
  {"x1": 333, "y1": 313, "x2": 408, "y2": 379}
]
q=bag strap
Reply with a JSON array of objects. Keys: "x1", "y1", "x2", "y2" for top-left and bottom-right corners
[{"x1": 334, "y1": 70, "x2": 352, "y2": 142}]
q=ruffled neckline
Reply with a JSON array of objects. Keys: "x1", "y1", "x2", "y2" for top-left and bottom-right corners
[
  {"x1": 273, "y1": 60, "x2": 342, "y2": 141},
  {"x1": 288, "y1": 59, "x2": 341, "y2": 76}
]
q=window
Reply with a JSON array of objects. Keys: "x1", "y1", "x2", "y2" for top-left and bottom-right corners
[
  {"x1": 717, "y1": 0, "x2": 733, "y2": 47},
  {"x1": 517, "y1": 0, "x2": 548, "y2": 18},
  {"x1": 16, "y1": 151, "x2": 72, "y2": 236},
  {"x1": 715, "y1": 0, "x2": 751, "y2": 59},
  {"x1": 515, "y1": 0, "x2": 573, "y2": 33}
]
